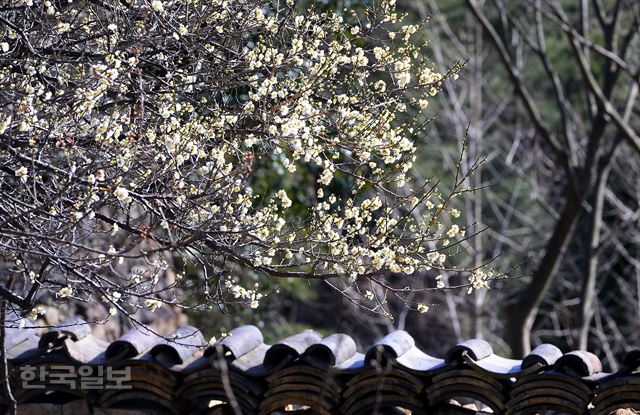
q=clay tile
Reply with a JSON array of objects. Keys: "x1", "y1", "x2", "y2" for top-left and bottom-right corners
[
  {"x1": 263, "y1": 330, "x2": 322, "y2": 368},
  {"x1": 304, "y1": 333, "x2": 357, "y2": 367},
  {"x1": 446, "y1": 339, "x2": 493, "y2": 362},
  {"x1": 204, "y1": 325, "x2": 264, "y2": 359},
  {"x1": 150, "y1": 326, "x2": 206, "y2": 366},
  {"x1": 522, "y1": 343, "x2": 563, "y2": 369},
  {"x1": 621, "y1": 349, "x2": 640, "y2": 372},
  {"x1": 38, "y1": 318, "x2": 91, "y2": 349},
  {"x1": 365, "y1": 330, "x2": 415, "y2": 364},
  {"x1": 105, "y1": 326, "x2": 160, "y2": 360},
  {"x1": 555, "y1": 350, "x2": 603, "y2": 377}
]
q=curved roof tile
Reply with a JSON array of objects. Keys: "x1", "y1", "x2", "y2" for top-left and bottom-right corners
[{"x1": 5, "y1": 319, "x2": 640, "y2": 414}]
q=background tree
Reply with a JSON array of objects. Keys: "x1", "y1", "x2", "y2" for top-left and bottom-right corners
[{"x1": 379, "y1": 0, "x2": 639, "y2": 364}]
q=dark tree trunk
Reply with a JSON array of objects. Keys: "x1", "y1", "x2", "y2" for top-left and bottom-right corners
[
  {"x1": 505, "y1": 192, "x2": 582, "y2": 357},
  {"x1": 0, "y1": 300, "x2": 17, "y2": 415}
]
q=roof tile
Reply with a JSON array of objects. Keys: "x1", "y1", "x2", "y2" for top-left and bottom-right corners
[{"x1": 5, "y1": 319, "x2": 640, "y2": 414}]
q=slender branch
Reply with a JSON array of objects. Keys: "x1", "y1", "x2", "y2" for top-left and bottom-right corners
[
  {"x1": 552, "y1": 5, "x2": 640, "y2": 155},
  {"x1": 466, "y1": 0, "x2": 578, "y2": 195}
]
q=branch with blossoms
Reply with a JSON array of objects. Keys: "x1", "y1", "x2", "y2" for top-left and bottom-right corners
[{"x1": 0, "y1": 0, "x2": 491, "y2": 321}]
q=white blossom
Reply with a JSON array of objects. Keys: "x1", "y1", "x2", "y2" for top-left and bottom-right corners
[
  {"x1": 58, "y1": 287, "x2": 73, "y2": 298},
  {"x1": 15, "y1": 166, "x2": 28, "y2": 183},
  {"x1": 151, "y1": 0, "x2": 164, "y2": 12}
]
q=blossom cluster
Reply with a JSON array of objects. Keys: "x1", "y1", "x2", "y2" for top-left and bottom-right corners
[{"x1": 0, "y1": 0, "x2": 478, "y2": 317}]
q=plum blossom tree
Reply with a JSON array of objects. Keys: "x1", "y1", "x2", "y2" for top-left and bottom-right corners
[{"x1": 0, "y1": 0, "x2": 488, "y2": 328}]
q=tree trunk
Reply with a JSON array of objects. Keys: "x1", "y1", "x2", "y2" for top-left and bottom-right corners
[
  {"x1": 469, "y1": 21, "x2": 485, "y2": 340},
  {"x1": 505, "y1": 192, "x2": 582, "y2": 357},
  {"x1": 0, "y1": 300, "x2": 17, "y2": 415},
  {"x1": 578, "y1": 155, "x2": 614, "y2": 349}
]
